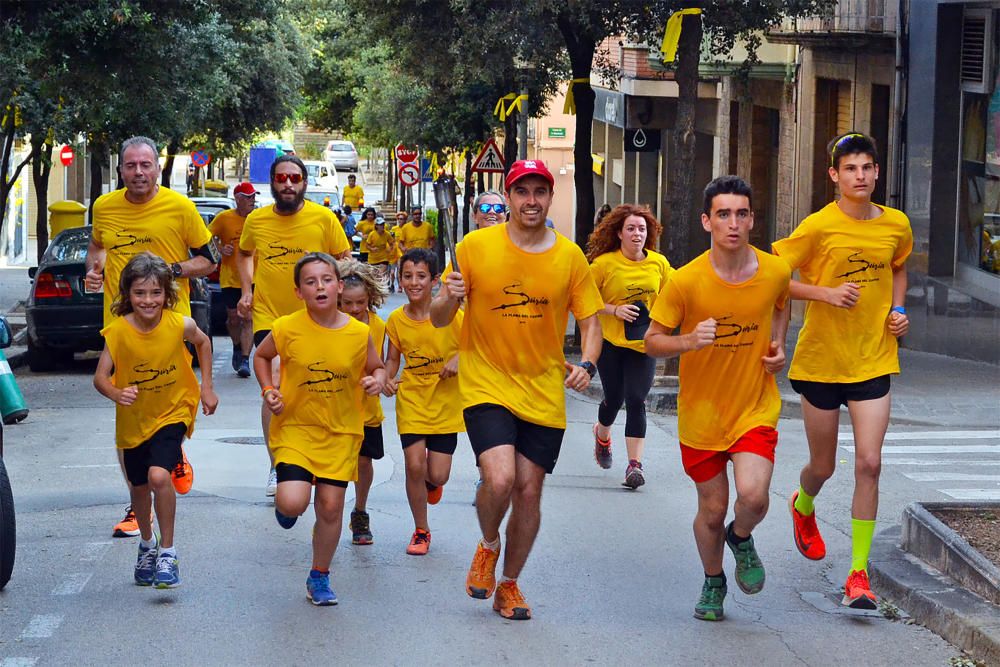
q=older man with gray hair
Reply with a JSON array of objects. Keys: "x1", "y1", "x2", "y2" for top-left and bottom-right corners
[{"x1": 85, "y1": 135, "x2": 216, "y2": 539}]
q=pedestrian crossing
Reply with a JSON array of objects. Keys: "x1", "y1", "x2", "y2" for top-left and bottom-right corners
[{"x1": 839, "y1": 429, "x2": 1000, "y2": 501}]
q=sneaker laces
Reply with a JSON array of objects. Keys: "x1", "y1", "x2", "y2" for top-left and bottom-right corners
[
  {"x1": 700, "y1": 581, "x2": 725, "y2": 605},
  {"x1": 412, "y1": 530, "x2": 429, "y2": 545},
  {"x1": 122, "y1": 505, "x2": 136, "y2": 522},
  {"x1": 173, "y1": 461, "x2": 187, "y2": 478},
  {"x1": 734, "y1": 541, "x2": 762, "y2": 569},
  {"x1": 846, "y1": 570, "x2": 870, "y2": 594},
  {"x1": 497, "y1": 581, "x2": 526, "y2": 606},
  {"x1": 353, "y1": 512, "x2": 370, "y2": 533},
  {"x1": 137, "y1": 545, "x2": 157, "y2": 570},
  {"x1": 156, "y1": 555, "x2": 176, "y2": 575},
  {"x1": 471, "y1": 544, "x2": 496, "y2": 576}
]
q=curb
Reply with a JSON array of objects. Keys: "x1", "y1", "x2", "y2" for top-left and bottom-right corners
[
  {"x1": 870, "y1": 524, "x2": 1000, "y2": 665},
  {"x1": 5, "y1": 347, "x2": 26, "y2": 371}
]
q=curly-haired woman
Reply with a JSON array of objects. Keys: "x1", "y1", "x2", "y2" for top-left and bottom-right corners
[{"x1": 586, "y1": 204, "x2": 672, "y2": 489}]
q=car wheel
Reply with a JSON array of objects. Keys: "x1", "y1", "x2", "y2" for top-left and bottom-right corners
[
  {"x1": 27, "y1": 339, "x2": 72, "y2": 372},
  {"x1": 0, "y1": 456, "x2": 15, "y2": 590}
]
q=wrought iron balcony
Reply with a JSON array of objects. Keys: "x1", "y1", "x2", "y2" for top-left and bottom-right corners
[{"x1": 767, "y1": 0, "x2": 897, "y2": 47}]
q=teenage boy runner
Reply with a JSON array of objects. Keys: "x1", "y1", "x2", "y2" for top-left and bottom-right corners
[
  {"x1": 210, "y1": 182, "x2": 257, "y2": 377},
  {"x1": 645, "y1": 175, "x2": 791, "y2": 621},
  {"x1": 431, "y1": 159, "x2": 603, "y2": 620},
  {"x1": 773, "y1": 132, "x2": 911, "y2": 609}
]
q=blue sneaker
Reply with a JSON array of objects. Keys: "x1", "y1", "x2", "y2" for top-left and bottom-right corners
[
  {"x1": 154, "y1": 552, "x2": 180, "y2": 589},
  {"x1": 231, "y1": 347, "x2": 241, "y2": 372},
  {"x1": 237, "y1": 357, "x2": 251, "y2": 378},
  {"x1": 306, "y1": 570, "x2": 338, "y2": 606},
  {"x1": 134, "y1": 537, "x2": 158, "y2": 586},
  {"x1": 275, "y1": 507, "x2": 297, "y2": 529}
]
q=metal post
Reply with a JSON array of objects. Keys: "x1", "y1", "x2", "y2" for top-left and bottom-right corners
[{"x1": 518, "y1": 85, "x2": 529, "y2": 160}]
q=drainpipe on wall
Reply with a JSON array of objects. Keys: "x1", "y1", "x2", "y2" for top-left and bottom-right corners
[{"x1": 890, "y1": 0, "x2": 908, "y2": 210}]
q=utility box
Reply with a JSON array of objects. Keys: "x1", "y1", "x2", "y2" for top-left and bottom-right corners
[
  {"x1": 48, "y1": 200, "x2": 87, "y2": 237},
  {"x1": 249, "y1": 147, "x2": 277, "y2": 184}
]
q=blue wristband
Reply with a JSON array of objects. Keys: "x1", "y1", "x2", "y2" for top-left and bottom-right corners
[{"x1": 890, "y1": 306, "x2": 906, "y2": 315}]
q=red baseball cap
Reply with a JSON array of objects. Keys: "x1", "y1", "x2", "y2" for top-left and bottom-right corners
[
  {"x1": 505, "y1": 159, "x2": 554, "y2": 190},
  {"x1": 233, "y1": 182, "x2": 259, "y2": 196}
]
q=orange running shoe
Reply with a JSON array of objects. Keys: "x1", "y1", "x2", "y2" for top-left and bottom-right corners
[
  {"x1": 426, "y1": 482, "x2": 443, "y2": 505},
  {"x1": 171, "y1": 447, "x2": 194, "y2": 495},
  {"x1": 843, "y1": 569, "x2": 878, "y2": 609},
  {"x1": 406, "y1": 528, "x2": 431, "y2": 555},
  {"x1": 112, "y1": 505, "x2": 140, "y2": 538},
  {"x1": 493, "y1": 580, "x2": 531, "y2": 620},
  {"x1": 789, "y1": 492, "x2": 826, "y2": 561},
  {"x1": 466, "y1": 541, "x2": 500, "y2": 599}
]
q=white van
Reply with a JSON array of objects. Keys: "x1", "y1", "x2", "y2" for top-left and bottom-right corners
[{"x1": 303, "y1": 160, "x2": 339, "y2": 191}]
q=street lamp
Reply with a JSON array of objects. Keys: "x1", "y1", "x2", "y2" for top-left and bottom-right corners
[{"x1": 513, "y1": 54, "x2": 535, "y2": 160}]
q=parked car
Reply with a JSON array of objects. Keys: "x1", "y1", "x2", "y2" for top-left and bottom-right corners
[
  {"x1": 303, "y1": 160, "x2": 339, "y2": 191},
  {"x1": 323, "y1": 140, "x2": 359, "y2": 172},
  {"x1": 25, "y1": 226, "x2": 212, "y2": 371},
  {"x1": 191, "y1": 197, "x2": 237, "y2": 334},
  {"x1": 0, "y1": 315, "x2": 15, "y2": 590}
]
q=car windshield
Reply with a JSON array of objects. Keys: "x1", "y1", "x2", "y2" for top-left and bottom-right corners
[
  {"x1": 306, "y1": 164, "x2": 320, "y2": 176},
  {"x1": 45, "y1": 230, "x2": 90, "y2": 263},
  {"x1": 304, "y1": 192, "x2": 340, "y2": 208},
  {"x1": 331, "y1": 142, "x2": 354, "y2": 152}
]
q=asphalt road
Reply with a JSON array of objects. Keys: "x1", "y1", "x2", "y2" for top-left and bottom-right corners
[{"x1": 1, "y1": 292, "x2": 992, "y2": 665}]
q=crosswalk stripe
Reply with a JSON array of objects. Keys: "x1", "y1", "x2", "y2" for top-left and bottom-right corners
[
  {"x1": 902, "y1": 472, "x2": 1000, "y2": 482},
  {"x1": 840, "y1": 444, "x2": 1000, "y2": 454},
  {"x1": 939, "y1": 489, "x2": 1000, "y2": 501},
  {"x1": 883, "y1": 459, "x2": 1000, "y2": 466},
  {"x1": 838, "y1": 430, "x2": 1000, "y2": 441}
]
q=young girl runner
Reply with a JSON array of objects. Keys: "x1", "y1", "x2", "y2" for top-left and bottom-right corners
[
  {"x1": 94, "y1": 252, "x2": 218, "y2": 590},
  {"x1": 254, "y1": 253, "x2": 386, "y2": 606},
  {"x1": 337, "y1": 259, "x2": 390, "y2": 545},
  {"x1": 384, "y1": 248, "x2": 464, "y2": 555}
]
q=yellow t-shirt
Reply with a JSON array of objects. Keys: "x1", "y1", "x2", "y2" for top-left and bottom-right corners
[
  {"x1": 389, "y1": 225, "x2": 403, "y2": 262},
  {"x1": 590, "y1": 249, "x2": 673, "y2": 352},
  {"x1": 366, "y1": 229, "x2": 394, "y2": 264},
  {"x1": 386, "y1": 307, "x2": 465, "y2": 435},
  {"x1": 269, "y1": 310, "x2": 369, "y2": 480},
  {"x1": 363, "y1": 312, "x2": 386, "y2": 427},
  {"x1": 92, "y1": 187, "x2": 212, "y2": 325},
  {"x1": 453, "y1": 224, "x2": 604, "y2": 429},
  {"x1": 208, "y1": 209, "x2": 247, "y2": 289},
  {"x1": 400, "y1": 221, "x2": 435, "y2": 250},
  {"x1": 100, "y1": 311, "x2": 200, "y2": 450},
  {"x1": 650, "y1": 249, "x2": 790, "y2": 451},
  {"x1": 355, "y1": 218, "x2": 374, "y2": 253},
  {"x1": 343, "y1": 185, "x2": 364, "y2": 210},
  {"x1": 772, "y1": 202, "x2": 913, "y2": 382},
  {"x1": 238, "y1": 201, "x2": 351, "y2": 332}
]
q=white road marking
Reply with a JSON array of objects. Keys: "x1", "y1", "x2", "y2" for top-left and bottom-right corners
[
  {"x1": 903, "y1": 472, "x2": 1000, "y2": 482},
  {"x1": 51, "y1": 572, "x2": 92, "y2": 596},
  {"x1": 1, "y1": 658, "x2": 40, "y2": 667},
  {"x1": 60, "y1": 464, "x2": 118, "y2": 469},
  {"x1": 20, "y1": 614, "x2": 63, "y2": 639},
  {"x1": 840, "y1": 445, "x2": 1000, "y2": 454},
  {"x1": 940, "y1": 489, "x2": 1000, "y2": 501},
  {"x1": 79, "y1": 542, "x2": 113, "y2": 562},
  {"x1": 839, "y1": 430, "x2": 1000, "y2": 441},
  {"x1": 883, "y1": 459, "x2": 1000, "y2": 466}
]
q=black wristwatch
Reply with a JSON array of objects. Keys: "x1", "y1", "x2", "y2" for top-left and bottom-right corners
[
  {"x1": 170, "y1": 262, "x2": 182, "y2": 278},
  {"x1": 578, "y1": 361, "x2": 597, "y2": 378}
]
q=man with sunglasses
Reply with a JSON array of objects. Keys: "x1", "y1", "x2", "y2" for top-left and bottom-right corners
[
  {"x1": 773, "y1": 132, "x2": 911, "y2": 609},
  {"x1": 472, "y1": 191, "x2": 507, "y2": 229},
  {"x1": 398, "y1": 206, "x2": 436, "y2": 252},
  {"x1": 237, "y1": 154, "x2": 352, "y2": 497}
]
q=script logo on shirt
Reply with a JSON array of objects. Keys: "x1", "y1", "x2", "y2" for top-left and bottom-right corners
[
  {"x1": 299, "y1": 361, "x2": 349, "y2": 394},
  {"x1": 623, "y1": 283, "x2": 656, "y2": 302},
  {"x1": 110, "y1": 231, "x2": 154, "y2": 253},
  {"x1": 712, "y1": 314, "x2": 759, "y2": 352},
  {"x1": 264, "y1": 241, "x2": 307, "y2": 263},
  {"x1": 491, "y1": 281, "x2": 550, "y2": 323},
  {"x1": 131, "y1": 361, "x2": 178, "y2": 392},
  {"x1": 407, "y1": 348, "x2": 444, "y2": 376},
  {"x1": 834, "y1": 250, "x2": 886, "y2": 285}
]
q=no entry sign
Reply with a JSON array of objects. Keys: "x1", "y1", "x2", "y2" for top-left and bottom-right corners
[{"x1": 59, "y1": 146, "x2": 74, "y2": 167}]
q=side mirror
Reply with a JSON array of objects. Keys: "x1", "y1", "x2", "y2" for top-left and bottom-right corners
[
  {"x1": 27, "y1": 267, "x2": 37, "y2": 280},
  {"x1": 0, "y1": 317, "x2": 13, "y2": 349}
]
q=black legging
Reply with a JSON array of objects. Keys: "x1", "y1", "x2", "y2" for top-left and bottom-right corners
[{"x1": 596, "y1": 339, "x2": 656, "y2": 438}]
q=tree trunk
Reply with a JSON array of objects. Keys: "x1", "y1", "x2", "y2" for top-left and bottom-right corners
[
  {"x1": 502, "y1": 116, "x2": 517, "y2": 174},
  {"x1": 162, "y1": 140, "x2": 180, "y2": 188},
  {"x1": 31, "y1": 136, "x2": 52, "y2": 263},
  {"x1": 664, "y1": 13, "x2": 702, "y2": 268}
]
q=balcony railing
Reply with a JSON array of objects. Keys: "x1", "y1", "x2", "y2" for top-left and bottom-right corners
[{"x1": 773, "y1": 0, "x2": 897, "y2": 36}]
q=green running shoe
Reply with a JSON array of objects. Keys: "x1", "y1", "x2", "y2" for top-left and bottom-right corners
[
  {"x1": 694, "y1": 576, "x2": 727, "y2": 621},
  {"x1": 725, "y1": 522, "x2": 765, "y2": 594}
]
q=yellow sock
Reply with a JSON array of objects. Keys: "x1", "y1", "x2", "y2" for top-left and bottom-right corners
[
  {"x1": 851, "y1": 518, "x2": 876, "y2": 573},
  {"x1": 793, "y1": 486, "x2": 815, "y2": 516}
]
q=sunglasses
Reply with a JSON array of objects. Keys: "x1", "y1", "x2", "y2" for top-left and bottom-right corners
[
  {"x1": 478, "y1": 203, "x2": 506, "y2": 214},
  {"x1": 273, "y1": 173, "x2": 304, "y2": 184}
]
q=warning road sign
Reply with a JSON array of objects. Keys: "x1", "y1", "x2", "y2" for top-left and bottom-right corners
[
  {"x1": 399, "y1": 162, "x2": 420, "y2": 187},
  {"x1": 471, "y1": 138, "x2": 505, "y2": 174}
]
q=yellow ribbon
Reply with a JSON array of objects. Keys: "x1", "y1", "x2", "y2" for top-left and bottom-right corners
[
  {"x1": 563, "y1": 77, "x2": 590, "y2": 115},
  {"x1": 661, "y1": 8, "x2": 701, "y2": 63},
  {"x1": 430, "y1": 152, "x2": 440, "y2": 177},
  {"x1": 506, "y1": 94, "x2": 527, "y2": 119},
  {"x1": 494, "y1": 93, "x2": 517, "y2": 121}
]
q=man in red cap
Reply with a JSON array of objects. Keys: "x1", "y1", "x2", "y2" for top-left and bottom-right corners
[
  {"x1": 431, "y1": 159, "x2": 603, "y2": 620},
  {"x1": 209, "y1": 182, "x2": 258, "y2": 377}
]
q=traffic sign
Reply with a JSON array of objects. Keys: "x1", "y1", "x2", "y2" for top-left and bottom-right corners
[
  {"x1": 399, "y1": 162, "x2": 420, "y2": 187},
  {"x1": 395, "y1": 143, "x2": 418, "y2": 164},
  {"x1": 420, "y1": 158, "x2": 434, "y2": 183},
  {"x1": 624, "y1": 128, "x2": 660, "y2": 153},
  {"x1": 190, "y1": 150, "x2": 211, "y2": 167},
  {"x1": 471, "y1": 138, "x2": 505, "y2": 173},
  {"x1": 59, "y1": 146, "x2": 74, "y2": 167}
]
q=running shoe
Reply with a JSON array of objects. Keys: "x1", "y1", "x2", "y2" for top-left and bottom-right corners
[
  {"x1": 231, "y1": 347, "x2": 241, "y2": 372},
  {"x1": 593, "y1": 424, "x2": 612, "y2": 469},
  {"x1": 153, "y1": 552, "x2": 180, "y2": 589},
  {"x1": 426, "y1": 482, "x2": 443, "y2": 505},
  {"x1": 693, "y1": 576, "x2": 727, "y2": 621},
  {"x1": 406, "y1": 528, "x2": 431, "y2": 555},
  {"x1": 265, "y1": 468, "x2": 278, "y2": 497},
  {"x1": 113, "y1": 505, "x2": 141, "y2": 538},
  {"x1": 789, "y1": 492, "x2": 826, "y2": 560},
  {"x1": 275, "y1": 507, "x2": 297, "y2": 529},
  {"x1": 466, "y1": 540, "x2": 500, "y2": 599},
  {"x1": 237, "y1": 357, "x2": 251, "y2": 378},
  {"x1": 306, "y1": 570, "x2": 338, "y2": 606},
  {"x1": 493, "y1": 580, "x2": 531, "y2": 620},
  {"x1": 134, "y1": 536, "x2": 158, "y2": 586},
  {"x1": 350, "y1": 509, "x2": 373, "y2": 545},
  {"x1": 622, "y1": 460, "x2": 645, "y2": 489},
  {"x1": 842, "y1": 569, "x2": 878, "y2": 610},
  {"x1": 725, "y1": 522, "x2": 765, "y2": 594},
  {"x1": 171, "y1": 448, "x2": 194, "y2": 495}
]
